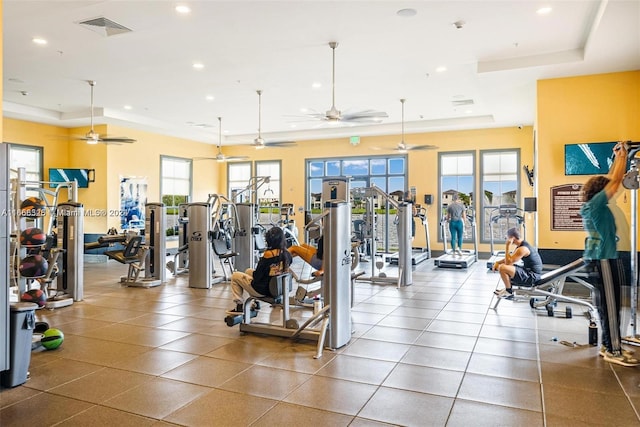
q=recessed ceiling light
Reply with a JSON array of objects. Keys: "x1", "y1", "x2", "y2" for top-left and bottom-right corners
[
  {"x1": 123, "y1": 105, "x2": 133, "y2": 110},
  {"x1": 192, "y1": 62, "x2": 204, "y2": 70},
  {"x1": 311, "y1": 82, "x2": 322, "y2": 89},
  {"x1": 205, "y1": 95, "x2": 214, "y2": 101},
  {"x1": 32, "y1": 37, "x2": 47, "y2": 45},
  {"x1": 436, "y1": 66, "x2": 447, "y2": 73},
  {"x1": 223, "y1": 130, "x2": 229, "y2": 134},
  {"x1": 397, "y1": 8, "x2": 417, "y2": 17},
  {"x1": 300, "y1": 107, "x2": 308, "y2": 113},
  {"x1": 465, "y1": 110, "x2": 473, "y2": 114},
  {"x1": 290, "y1": 124, "x2": 297, "y2": 128},
  {"x1": 536, "y1": 6, "x2": 552, "y2": 15},
  {"x1": 175, "y1": 5, "x2": 191, "y2": 14}
]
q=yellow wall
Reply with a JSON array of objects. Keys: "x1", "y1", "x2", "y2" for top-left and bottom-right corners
[
  {"x1": 3, "y1": 118, "x2": 71, "y2": 173},
  {"x1": 537, "y1": 71, "x2": 640, "y2": 251},
  {"x1": 2, "y1": 119, "x2": 220, "y2": 233},
  {"x1": 102, "y1": 124, "x2": 219, "y2": 232},
  {"x1": 222, "y1": 126, "x2": 535, "y2": 253}
]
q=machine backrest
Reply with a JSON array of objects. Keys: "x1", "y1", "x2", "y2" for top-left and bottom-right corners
[
  {"x1": 212, "y1": 230, "x2": 233, "y2": 256},
  {"x1": 123, "y1": 235, "x2": 144, "y2": 258}
]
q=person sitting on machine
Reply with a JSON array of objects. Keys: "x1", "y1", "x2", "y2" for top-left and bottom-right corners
[
  {"x1": 226, "y1": 226, "x2": 293, "y2": 315},
  {"x1": 288, "y1": 236, "x2": 323, "y2": 276},
  {"x1": 492, "y1": 227, "x2": 543, "y2": 299}
]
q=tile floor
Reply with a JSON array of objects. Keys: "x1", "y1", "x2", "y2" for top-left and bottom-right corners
[{"x1": 2, "y1": 256, "x2": 640, "y2": 426}]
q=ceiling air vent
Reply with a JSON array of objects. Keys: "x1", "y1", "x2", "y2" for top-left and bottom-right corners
[
  {"x1": 451, "y1": 99, "x2": 475, "y2": 107},
  {"x1": 77, "y1": 17, "x2": 132, "y2": 37}
]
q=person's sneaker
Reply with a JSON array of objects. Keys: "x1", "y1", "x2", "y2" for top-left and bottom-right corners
[
  {"x1": 599, "y1": 345, "x2": 635, "y2": 358},
  {"x1": 456, "y1": 249, "x2": 463, "y2": 256},
  {"x1": 251, "y1": 301, "x2": 261, "y2": 311},
  {"x1": 494, "y1": 288, "x2": 508, "y2": 297},
  {"x1": 225, "y1": 303, "x2": 244, "y2": 315},
  {"x1": 602, "y1": 350, "x2": 640, "y2": 367}
]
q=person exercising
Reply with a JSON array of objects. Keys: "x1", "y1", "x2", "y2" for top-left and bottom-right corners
[
  {"x1": 447, "y1": 194, "x2": 465, "y2": 255},
  {"x1": 227, "y1": 226, "x2": 292, "y2": 315},
  {"x1": 492, "y1": 227, "x2": 543, "y2": 298},
  {"x1": 580, "y1": 141, "x2": 638, "y2": 367}
]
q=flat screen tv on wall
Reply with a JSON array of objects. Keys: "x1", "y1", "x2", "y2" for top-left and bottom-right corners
[
  {"x1": 564, "y1": 142, "x2": 617, "y2": 176},
  {"x1": 49, "y1": 168, "x2": 94, "y2": 188}
]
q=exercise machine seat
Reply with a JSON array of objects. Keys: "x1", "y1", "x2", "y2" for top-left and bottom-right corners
[
  {"x1": 105, "y1": 235, "x2": 144, "y2": 264},
  {"x1": 105, "y1": 236, "x2": 147, "y2": 284}
]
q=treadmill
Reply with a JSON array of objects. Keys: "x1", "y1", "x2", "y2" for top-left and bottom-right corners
[
  {"x1": 485, "y1": 205, "x2": 525, "y2": 269},
  {"x1": 434, "y1": 207, "x2": 478, "y2": 269},
  {"x1": 387, "y1": 205, "x2": 431, "y2": 265}
]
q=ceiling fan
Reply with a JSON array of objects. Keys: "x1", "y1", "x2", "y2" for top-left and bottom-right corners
[
  {"x1": 392, "y1": 99, "x2": 438, "y2": 153},
  {"x1": 78, "y1": 80, "x2": 136, "y2": 144},
  {"x1": 253, "y1": 90, "x2": 295, "y2": 149},
  {"x1": 305, "y1": 42, "x2": 388, "y2": 124},
  {"x1": 195, "y1": 117, "x2": 249, "y2": 162}
]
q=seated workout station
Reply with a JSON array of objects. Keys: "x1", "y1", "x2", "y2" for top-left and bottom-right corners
[{"x1": 1, "y1": 2, "x2": 639, "y2": 425}]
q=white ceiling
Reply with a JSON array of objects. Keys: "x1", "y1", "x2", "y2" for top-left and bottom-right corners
[{"x1": 3, "y1": 0, "x2": 640, "y2": 145}]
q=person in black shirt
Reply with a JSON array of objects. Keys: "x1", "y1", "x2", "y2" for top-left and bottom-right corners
[
  {"x1": 492, "y1": 227, "x2": 543, "y2": 298},
  {"x1": 227, "y1": 226, "x2": 292, "y2": 314}
]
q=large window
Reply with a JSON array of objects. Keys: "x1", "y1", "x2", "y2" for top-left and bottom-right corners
[
  {"x1": 306, "y1": 155, "x2": 407, "y2": 252},
  {"x1": 255, "y1": 161, "x2": 281, "y2": 206},
  {"x1": 307, "y1": 156, "x2": 406, "y2": 210},
  {"x1": 161, "y1": 156, "x2": 192, "y2": 237},
  {"x1": 227, "y1": 161, "x2": 281, "y2": 206},
  {"x1": 9, "y1": 144, "x2": 42, "y2": 183},
  {"x1": 439, "y1": 152, "x2": 475, "y2": 241},
  {"x1": 227, "y1": 162, "x2": 252, "y2": 202},
  {"x1": 481, "y1": 150, "x2": 519, "y2": 243}
]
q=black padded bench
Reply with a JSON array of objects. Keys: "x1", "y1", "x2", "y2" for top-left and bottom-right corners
[{"x1": 492, "y1": 257, "x2": 598, "y2": 319}]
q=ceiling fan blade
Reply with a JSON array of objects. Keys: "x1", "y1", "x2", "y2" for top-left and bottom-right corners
[
  {"x1": 101, "y1": 136, "x2": 137, "y2": 143},
  {"x1": 193, "y1": 154, "x2": 249, "y2": 162},
  {"x1": 264, "y1": 140, "x2": 296, "y2": 148},
  {"x1": 407, "y1": 144, "x2": 438, "y2": 151},
  {"x1": 341, "y1": 109, "x2": 388, "y2": 121},
  {"x1": 225, "y1": 155, "x2": 250, "y2": 161}
]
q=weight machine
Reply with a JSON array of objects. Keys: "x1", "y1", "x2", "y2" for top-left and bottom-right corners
[
  {"x1": 386, "y1": 204, "x2": 431, "y2": 265},
  {"x1": 355, "y1": 184, "x2": 412, "y2": 287},
  {"x1": 621, "y1": 141, "x2": 640, "y2": 346},
  {"x1": 167, "y1": 203, "x2": 189, "y2": 276},
  {"x1": 187, "y1": 195, "x2": 241, "y2": 288},
  {"x1": 225, "y1": 186, "x2": 353, "y2": 359},
  {"x1": 232, "y1": 175, "x2": 271, "y2": 205}
]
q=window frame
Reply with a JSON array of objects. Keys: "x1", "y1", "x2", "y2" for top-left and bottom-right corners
[
  {"x1": 438, "y1": 150, "x2": 475, "y2": 243},
  {"x1": 305, "y1": 154, "x2": 408, "y2": 252},
  {"x1": 479, "y1": 148, "x2": 521, "y2": 244},
  {"x1": 160, "y1": 155, "x2": 193, "y2": 238},
  {"x1": 8, "y1": 143, "x2": 43, "y2": 183}
]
